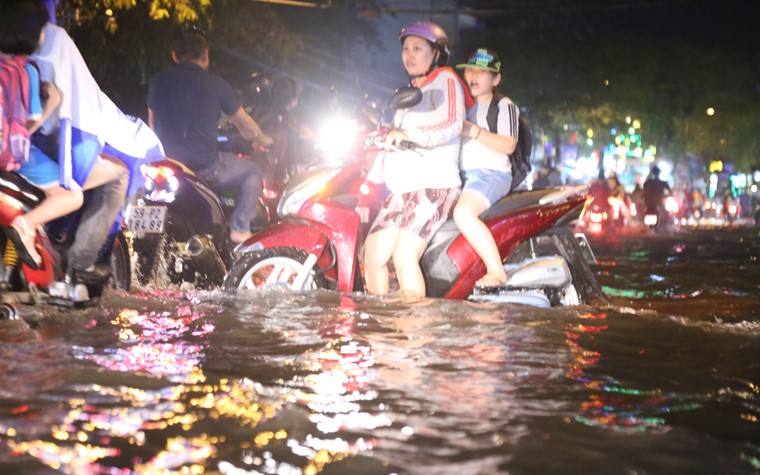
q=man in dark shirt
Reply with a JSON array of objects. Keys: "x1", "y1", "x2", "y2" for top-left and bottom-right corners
[
  {"x1": 643, "y1": 165, "x2": 671, "y2": 211},
  {"x1": 147, "y1": 29, "x2": 273, "y2": 243}
]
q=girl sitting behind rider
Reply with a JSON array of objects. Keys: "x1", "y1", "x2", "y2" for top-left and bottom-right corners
[
  {"x1": 453, "y1": 48, "x2": 519, "y2": 288},
  {"x1": 363, "y1": 21, "x2": 472, "y2": 299},
  {"x1": 0, "y1": 0, "x2": 83, "y2": 269}
]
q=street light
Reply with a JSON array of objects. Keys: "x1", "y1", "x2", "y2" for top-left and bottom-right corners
[{"x1": 706, "y1": 107, "x2": 715, "y2": 116}]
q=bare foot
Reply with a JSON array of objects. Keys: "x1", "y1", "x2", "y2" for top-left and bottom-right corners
[{"x1": 476, "y1": 272, "x2": 507, "y2": 289}]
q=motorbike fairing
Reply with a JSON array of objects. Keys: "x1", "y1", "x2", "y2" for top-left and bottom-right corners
[{"x1": 422, "y1": 189, "x2": 588, "y2": 299}]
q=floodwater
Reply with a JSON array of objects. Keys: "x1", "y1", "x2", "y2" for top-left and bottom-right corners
[{"x1": 0, "y1": 225, "x2": 759, "y2": 474}]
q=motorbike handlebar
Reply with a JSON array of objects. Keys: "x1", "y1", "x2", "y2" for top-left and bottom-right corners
[{"x1": 366, "y1": 134, "x2": 418, "y2": 152}]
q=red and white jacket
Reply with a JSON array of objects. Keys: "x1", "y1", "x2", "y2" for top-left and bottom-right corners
[{"x1": 383, "y1": 67, "x2": 473, "y2": 194}]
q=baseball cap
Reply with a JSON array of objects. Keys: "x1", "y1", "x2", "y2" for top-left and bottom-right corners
[{"x1": 456, "y1": 48, "x2": 501, "y2": 73}]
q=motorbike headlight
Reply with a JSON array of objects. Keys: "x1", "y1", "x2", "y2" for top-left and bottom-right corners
[
  {"x1": 141, "y1": 164, "x2": 179, "y2": 203},
  {"x1": 665, "y1": 196, "x2": 679, "y2": 214},
  {"x1": 278, "y1": 167, "x2": 342, "y2": 217},
  {"x1": 316, "y1": 117, "x2": 362, "y2": 160}
]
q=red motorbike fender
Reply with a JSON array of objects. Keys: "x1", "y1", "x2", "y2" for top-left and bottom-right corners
[
  {"x1": 0, "y1": 207, "x2": 56, "y2": 287},
  {"x1": 237, "y1": 221, "x2": 333, "y2": 275},
  {"x1": 443, "y1": 198, "x2": 587, "y2": 300}
]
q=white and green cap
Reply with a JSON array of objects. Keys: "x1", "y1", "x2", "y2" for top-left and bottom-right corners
[{"x1": 456, "y1": 48, "x2": 501, "y2": 73}]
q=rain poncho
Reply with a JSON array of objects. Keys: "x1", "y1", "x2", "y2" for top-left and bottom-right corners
[{"x1": 32, "y1": 23, "x2": 164, "y2": 197}]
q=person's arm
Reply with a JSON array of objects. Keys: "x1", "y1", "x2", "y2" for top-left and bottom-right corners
[
  {"x1": 402, "y1": 71, "x2": 465, "y2": 148},
  {"x1": 468, "y1": 98, "x2": 519, "y2": 155},
  {"x1": 229, "y1": 106, "x2": 273, "y2": 147},
  {"x1": 28, "y1": 81, "x2": 61, "y2": 135},
  {"x1": 465, "y1": 120, "x2": 516, "y2": 155}
]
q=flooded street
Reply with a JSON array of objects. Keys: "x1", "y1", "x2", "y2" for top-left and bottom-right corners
[{"x1": 1, "y1": 225, "x2": 759, "y2": 474}]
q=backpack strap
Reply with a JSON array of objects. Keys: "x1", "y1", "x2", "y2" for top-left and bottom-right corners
[{"x1": 485, "y1": 90, "x2": 504, "y2": 133}]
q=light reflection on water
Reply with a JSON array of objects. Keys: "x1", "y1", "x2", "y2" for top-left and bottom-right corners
[{"x1": 0, "y1": 227, "x2": 758, "y2": 474}]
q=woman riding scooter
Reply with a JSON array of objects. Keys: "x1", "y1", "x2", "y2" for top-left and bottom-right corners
[{"x1": 363, "y1": 21, "x2": 473, "y2": 299}]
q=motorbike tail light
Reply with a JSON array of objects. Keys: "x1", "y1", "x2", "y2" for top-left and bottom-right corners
[
  {"x1": 359, "y1": 183, "x2": 370, "y2": 195},
  {"x1": 729, "y1": 204, "x2": 737, "y2": 214},
  {"x1": 141, "y1": 164, "x2": 179, "y2": 203},
  {"x1": 142, "y1": 164, "x2": 176, "y2": 182},
  {"x1": 589, "y1": 211, "x2": 604, "y2": 223}
]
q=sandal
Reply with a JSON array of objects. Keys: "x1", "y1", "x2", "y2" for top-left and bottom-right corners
[{"x1": 5, "y1": 216, "x2": 41, "y2": 270}]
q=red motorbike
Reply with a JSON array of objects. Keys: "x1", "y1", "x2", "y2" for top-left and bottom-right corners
[
  {"x1": 223, "y1": 88, "x2": 607, "y2": 307},
  {"x1": 0, "y1": 171, "x2": 132, "y2": 310}
]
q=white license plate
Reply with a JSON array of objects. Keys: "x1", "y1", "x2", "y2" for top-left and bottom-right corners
[
  {"x1": 127, "y1": 205, "x2": 167, "y2": 233},
  {"x1": 644, "y1": 214, "x2": 658, "y2": 226},
  {"x1": 356, "y1": 206, "x2": 370, "y2": 223}
]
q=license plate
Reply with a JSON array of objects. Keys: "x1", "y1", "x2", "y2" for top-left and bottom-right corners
[
  {"x1": 356, "y1": 206, "x2": 370, "y2": 223},
  {"x1": 644, "y1": 214, "x2": 658, "y2": 226},
  {"x1": 127, "y1": 205, "x2": 167, "y2": 233}
]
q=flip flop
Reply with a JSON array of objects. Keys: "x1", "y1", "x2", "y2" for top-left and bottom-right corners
[{"x1": 5, "y1": 217, "x2": 41, "y2": 270}]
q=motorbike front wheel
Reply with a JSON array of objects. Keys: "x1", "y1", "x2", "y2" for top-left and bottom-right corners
[
  {"x1": 506, "y1": 227, "x2": 609, "y2": 306},
  {"x1": 223, "y1": 247, "x2": 326, "y2": 291}
]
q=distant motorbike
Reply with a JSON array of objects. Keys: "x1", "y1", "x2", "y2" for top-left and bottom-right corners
[
  {"x1": 722, "y1": 196, "x2": 739, "y2": 224},
  {"x1": 223, "y1": 87, "x2": 608, "y2": 307},
  {"x1": 0, "y1": 171, "x2": 131, "y2": 308},
  {"x1": 643, "y1": 196, "x2": 678, "y2": 233}
]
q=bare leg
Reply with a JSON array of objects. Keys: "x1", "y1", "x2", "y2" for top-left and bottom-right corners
[
  {"x1": 453, "y1": 192, "x2": 506, "y2": 288},
  {"x1": 24, "y1": 186, "x2": 84, "y2": 228},
  {"x1": 391, "y1": 230, "x2": 427, "y2": 298},
  {"x1": 363, "y1": 227, "x2": 399, "y2": 295}
]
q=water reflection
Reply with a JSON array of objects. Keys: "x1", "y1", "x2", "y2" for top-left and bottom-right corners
[{"x1": 0, "y1": 226, "x2": 758, "y2": 473}]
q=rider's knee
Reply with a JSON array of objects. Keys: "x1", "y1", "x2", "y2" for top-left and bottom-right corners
[{"x1": 452, "y1": 204, "x2": 472, "y2": 228}]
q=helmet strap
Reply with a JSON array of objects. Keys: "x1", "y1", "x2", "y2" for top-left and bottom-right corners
[{"x1": 424, "y1": 49, "x2": 440, "y2": 76}]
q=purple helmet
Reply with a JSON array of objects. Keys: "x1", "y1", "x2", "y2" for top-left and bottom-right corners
[{"x1": 399, "y1": 21, "x2": 450, "y2": 66}]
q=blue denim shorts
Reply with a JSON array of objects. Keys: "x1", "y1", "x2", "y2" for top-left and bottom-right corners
[
  {"x1": 17, "y1": 145, "x2": 60, "y2": 189},
  {"x1": 462, "y1": 168, "x2": 512, "y2": 207}
]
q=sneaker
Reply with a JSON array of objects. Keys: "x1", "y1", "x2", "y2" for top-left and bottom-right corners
[{"x1": 71, "y1": 264, "x2": 111, "y2": 285}]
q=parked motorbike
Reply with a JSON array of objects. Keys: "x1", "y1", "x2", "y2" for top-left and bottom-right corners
[
  {"x1": 0, "y1": 171, "x2": 131, "y2": 308},
  {"x1": 223, "y1": 87, "x2": 608, "y2": 307}
]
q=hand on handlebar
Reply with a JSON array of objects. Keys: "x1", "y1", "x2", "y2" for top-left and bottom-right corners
[
  {"x1": 380, "y1": 130, "x2": 417, "y2": 151},
  {"x1": 254, "y1": 132, "x2": 274, "y2": 148},
  {"x1": 385, "y1": 130, "x2": 408, "y2": 147}
]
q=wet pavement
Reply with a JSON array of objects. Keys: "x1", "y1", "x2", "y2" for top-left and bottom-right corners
[{"x1": 0, "y1": 223, "x2": 758, "y2": 474}]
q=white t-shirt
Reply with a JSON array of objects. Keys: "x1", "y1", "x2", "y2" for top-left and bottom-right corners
[{"x1": 460, "y1": 96, "x2": 519, "y2": 173}]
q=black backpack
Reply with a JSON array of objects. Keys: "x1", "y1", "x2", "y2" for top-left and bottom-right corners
[{"x1": 486, "y1": 92, "x2": 532, "y2": 191}]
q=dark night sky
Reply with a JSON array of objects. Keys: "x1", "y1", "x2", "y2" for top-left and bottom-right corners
[{"x1": 548, "y1": 0, "x2": 760, "y2": 45}]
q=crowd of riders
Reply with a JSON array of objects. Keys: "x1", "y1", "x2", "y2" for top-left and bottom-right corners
[{"x1": 2, "y1": 0, "x2": 573, "y2": 300}]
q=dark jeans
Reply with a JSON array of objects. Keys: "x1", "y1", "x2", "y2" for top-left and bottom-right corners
[
  {"x1": 68, "y1": 171, "x2": 129, "y2": 270},
  {"x1": 199, "y1": 152, "x2": 263, "y2": 233}
]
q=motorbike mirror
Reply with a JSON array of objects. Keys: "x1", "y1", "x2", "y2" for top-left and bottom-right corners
[{"x1": 387, "y1": 86, "x2": 422, "y2": 111}]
